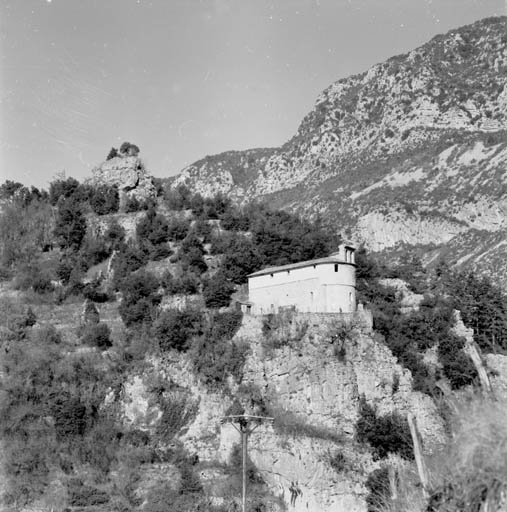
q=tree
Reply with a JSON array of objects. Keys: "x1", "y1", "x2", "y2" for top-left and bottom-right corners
[
  {"x1": 119, "y1": 142, "x2": 140, "y2": 157},
  {"x1": 202, "y1": 272, "x2": 235, "y2": 308},
  {"x1": 81, "y1": 322, "x2": 112, "y2": 350},
  {"x1": 89, "y1": 185, "x2": 120, "y2": 215},
  {"x1": 136, "y1": 208, "x2": 169, "y2": 246},
  {"x1": 153, "y1": 308, "x2": 203, "y2": 352},
  {"x1": 49, "y1": 177, "x2": 82, "y2": 205},
  {"x1": 118, "y1": 270, "x2": 160, "y2": 326},
  {"x1": 167, "y1": 217, "x2": 191, "y2": 241},
  {"x1": 53, "y1": 197, "x2": 87, "y2": 250},
  {"x1": 0, "y1": 180, "x2": 24, "y2": 199},
  {"x1": 104, "y1": 219, "x2": 126, "y2": 251},
  {"x1": 106, "y1": 147, "x2": 118, "y2": 160},
  {"x1": 0, "y1": 198, "x2": 53, "y2": 269},
  {"x1": 220, "y1": 235, "x2": 261, "y2": 284}
]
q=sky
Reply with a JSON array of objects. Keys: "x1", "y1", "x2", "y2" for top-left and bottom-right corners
[{"x1": 0, "y1": 0, "x2": 505, "y2": 189}]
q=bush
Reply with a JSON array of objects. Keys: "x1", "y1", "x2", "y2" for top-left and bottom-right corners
[
  {"x1": 268, "y1": 407, "x2": 342, "y2": 443},
  {"x1": 220, "y1": 235, "x2": 261, "y2": 284},
  {"x1": 427, "y1": 397, "x2": 507, "y2": 512},
  {"x1": 50, "y1": 394, "x2": 88, "y2": 438},
  {"x1": 329, "y1": 450, "x2": 348, "y2": 473},
  {"x1": 111, "y1": 242, "x2": 148, "y2": 290},
  {"x1": 164, "y1": 184, "x2": 193, "y2": 210},
  {"x1": 124, "y1": 195, "x2": 142, "y2": 212},
  {"x1": 89, "y1": 184, "x2": 120, "y2": 215},
  {"x1": 365, "y1": 467, "x2": 390, "y2": 512},
  {"x1": 54, "y1": 196, "x2": 87, "y2": 250},
  {"x1": 81, "y1": 233, "x2": 111, "y2": 266},
  {"x1": 355, "y1": 396, "x2": 413, "y2": 460},
  {"x1": 181, "y1": 246, "x2": 208, "y2": 274},
  {"x1": 202, "y1": 272, "x2": 235, "y2": 308},
  {"x1": 438, "y1": 333, "x2": 477, "y2": 389},
  {"x1": 118, "y1": 270, "x2": 161, "y2": 326},
  {"x1": 104, "y1": 219, "x2": 126, "y2": 250},
  {"x1": 106, "y1": 147, "x2": 118, "y2": 160},
  {"x1": 189, "y1": 314, "x2": 248, "y2": 387},
  {"x1": 49, "y1": 177, "x2": 82, "y2": 205},
  {"x1": 81, "y1": 322, "x2": 112, "y2": 350},
  {"x1": 167, "y1": 217, "x2": 191, "y2": 241},
  {"x1": 154, "y1": 308, "x2": 204, "y2": 352},
  {"x1": 157, "y1": 396, "x2": 198, "y2": 442},
  {"x1": 162, "y1": 270, "x2": 200, "y2": 295},
  {"x1": 67, "y1": 479, "x2": 110, "y2": 506},
  {"x1": 14, "y1": 261, "x2": 54, "y2": 294},
  {"x1": 137, "y1": 208, "x2": 169, "y2": 246}
]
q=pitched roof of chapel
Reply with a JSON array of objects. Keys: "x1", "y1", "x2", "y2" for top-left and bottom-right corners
[{"x1": 248, "y1": 252, "x2": 356, "y2": 278}]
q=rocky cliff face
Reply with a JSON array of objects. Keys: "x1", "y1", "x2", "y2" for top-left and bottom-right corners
[
  {"x1": 89, "y1": 156, "x2": 157, "y2": 206},
  {"x1": 171, "y1": 16, "x2": 507, "y2": 283},
  {"x1": 113, "y1": 313, "x2": 445, "y2": 512}
]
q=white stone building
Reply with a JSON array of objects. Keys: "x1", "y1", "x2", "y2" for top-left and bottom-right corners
[{"x1": 245, "y1": 244, "x2": 356, "y2": 315}]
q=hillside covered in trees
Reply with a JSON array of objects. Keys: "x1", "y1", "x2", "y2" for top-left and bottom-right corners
[{"x1": 1, "y1": 176, "x2": 507, "y2": 512}]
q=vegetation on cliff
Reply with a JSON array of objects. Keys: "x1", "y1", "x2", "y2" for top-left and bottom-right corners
[{"x1": 1, "y1": 175, "x2": 507, "y2": 511}]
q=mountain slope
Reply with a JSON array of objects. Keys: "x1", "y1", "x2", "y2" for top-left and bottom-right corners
[{"x1": 171, "y1": 16, "x2": 507, "y2": 280}]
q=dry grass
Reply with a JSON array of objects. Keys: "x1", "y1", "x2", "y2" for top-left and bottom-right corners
[
  {"x1": 425, "y1": 394, "x2": 507, "y2": 512},
  {"x1": 376, "y1": 394, "x2": 507, "y2": 512}
]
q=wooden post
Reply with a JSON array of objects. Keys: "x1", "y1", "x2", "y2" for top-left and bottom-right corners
[
  {"x1": 242, "y1": 427, "x2": 247, "y2": 512},
  {"x1": 388, "y1": 464, "x2": 398, "y2": 501},
  {"x1": 465, "y1": 340, "x2": 492, "y2": 394},
  {"x1": 221, "y1": 414, "x2": 274, "y2": 512},
  {"x1": 407, "y1": 413, "x2": 429, "y2": 499}
]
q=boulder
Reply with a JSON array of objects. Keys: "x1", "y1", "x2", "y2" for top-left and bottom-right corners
[{"x1": 88, "y1": 156, "x2": 157, "y2": 208}]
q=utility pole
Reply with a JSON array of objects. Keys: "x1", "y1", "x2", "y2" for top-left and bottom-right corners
[{"x1": 221, "y1": 414, "x2": 273, "y2": 512}]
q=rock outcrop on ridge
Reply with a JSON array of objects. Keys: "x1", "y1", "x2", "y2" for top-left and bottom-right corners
[{"x1": 89, "y1": 155, "x2": 157, "y2": 207}]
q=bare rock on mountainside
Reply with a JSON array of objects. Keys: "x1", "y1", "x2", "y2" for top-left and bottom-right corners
[
  {"x1": 170, "y1": 16, "x2": 507, "y2": 283},
  {"x1": 89, "y1": 155, "x2": 157, "y2": 207}
]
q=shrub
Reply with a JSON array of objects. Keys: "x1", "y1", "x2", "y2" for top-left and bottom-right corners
[
  {"x1": 54, "y1": 196, "x2": 87, "y2": 250},
  {"x1": 119, "y1": 141, "x2": 140, "y2": 157},
  {"x1": 50, "y1": 394, "x2": 88, "y2": 438},
  {"x1": 14, "y1": 261, "x2": 54, "y2": 294},
  {"x1": 67, "y1": 479, "x2": 110, "y2": 506},
  {"x1": 136, "y1": 208, "x2": 169, "y2": 246},
  {"x1": 124, "y1": 195, "x2": 142, "y2": 212},
  {"x1": 104, "y1": 219, "x2": 126, "y2": 250},
  {"x1": 365, "y1": 467, "x2": 390, "y2": 512},
  {"x1": 157, "y1": 397, "x2": 198, "y2": 442},
  {"x1": 118, "y1": 270, "x2": 161, "y2": 326},
  {"x1": 3, "y1": 437, "x2": 52, "y2": 506},
  {"x1": 189, "y1": 315, "x2": 248, "y2": 387},
  {"x1": 268, "y1": 407, "x2": 342, "y2": 443},
  {"x1": 220, "y1": 235, "x2": 262, "y2": 284},
  {"x1": 49, "y1": 177, "x2": 81, "y2": 205},
  {"x1": 355, "y1": 396, "x2": 413, "y2": 460},
  {"x1": 167, "y1": 217, "x2": 191, "y2": 241},
  {"x1": 329, "y1": 450, "x2": 348, "y2": 473},
  {"x1": 181, "y1": 246, "x2": 208, "y2": 275},
  {"x1": 437, "y1": 334, "x2": 477, "y2": 389},
  {"x1": 81, "y1": 322, "x2": 112, "y2": 350},
  {"x1": 89, "y1": 184, "x2": 120, "y2": 215},
  {"x1": 202, "y1": 271, "x2": 235, "y2": 308},
  {"x1": 111, "y1": 242, "x2": 148, "y2": 290},
  {"x1": 81, "y1": 233, "x2": 111, "y2": 266},
  {"x1": 427, "y1": 397, "x2": 507, "y2": 512},
  {"x1": 154, "y1": 308, "x2": 204, "y2": 352},
  {"x1": 161, "y1": 269, "x2": 200, "y2": 296},
  {"x1": 106, "y1": 147, "x2": 118, "y2": 160}
]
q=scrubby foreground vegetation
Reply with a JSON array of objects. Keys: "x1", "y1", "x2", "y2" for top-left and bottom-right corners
[
  {"x1": 0, "y1": 177, "x2": 339, "y2": 511},
  {"x1": 1, "y1": 176, "x2": 507, "y2": 511}
]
